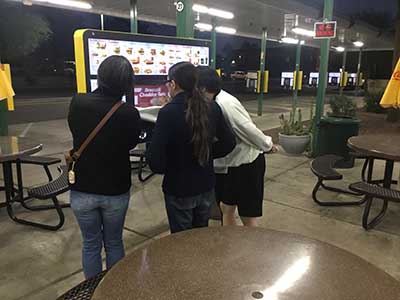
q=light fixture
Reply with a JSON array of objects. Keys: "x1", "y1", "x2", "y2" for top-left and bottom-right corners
[
  {"x1": 335, "y1": 46, "x2": 345, "y2": 52},
  {"x1": 216, "y1": 26, "x2": 236, "y2": 34},
  {"x1": 208, "y1": 8, "x2": 234, "y2": 19},
  {"x1": 192, "y1": 4, "x2": 208, "y2": 14},
  {"x1": 292, "y1": 27, "x2": 314, "y2": 37},
  {"x1": 194, "y1": 23, "x2": 236, "y2": 35},
  {"x1": 281, "y1": 37, "x2": 305, "y2": 45},
  {"x1": 34, "y1": 0, "x2": 92, "y2": 9},
  {"x1": 194, "y1": 23, "x2": 213, "y2": 31},
  {"x1": 353, "y1": 41, "x2": 364, "y2": 48},
  {"x1": 192, "y1": 4, "x2": 234, "y2": 19}
]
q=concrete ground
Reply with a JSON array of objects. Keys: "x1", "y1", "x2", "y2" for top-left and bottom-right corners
[{"x1": 1, "y1": 96, "x2": 399, "y2": 300}]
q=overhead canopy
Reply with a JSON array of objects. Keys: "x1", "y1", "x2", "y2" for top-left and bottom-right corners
[{"x1": 14, "y1": 0, "x2": 394, "y2": 51}]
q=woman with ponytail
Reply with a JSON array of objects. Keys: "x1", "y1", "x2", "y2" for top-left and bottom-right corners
[{"x1": 147, "y1": 62, "x2": 235, "y2": 233}]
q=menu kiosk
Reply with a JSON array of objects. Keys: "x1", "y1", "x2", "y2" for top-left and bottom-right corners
[
  {"x1": 74, "y1": 29, "x2": 211, "y2": 116},
  {"x1": 309, "y1": 72, "x2": 319, "y2": 87},
  {"x1": 347, "y1": 73, "x2": 357, "y2": 87},
  {"x1": 328, "y1": 72, "x2": 340, "y2": 86},
  {"x1": 281, "y1": 72, "x2": 294, "y2": 89}
]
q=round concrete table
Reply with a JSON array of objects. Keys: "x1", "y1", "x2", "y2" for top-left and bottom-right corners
[
  {"x1": 93, "y1": 227, "x2": 400, "y2": 300},
  {"x1": 348, "y1": 135, "x2": 400, "y2": 164},
  {"x1": 0, "y1": 136, "x2": 42, "y2": 162},
  {"x1": 348, "y1": 135, "x2": 400, "y2": 189},
  {"x1": 0, "y1": 136, "x2": 42, "y2": 211}
]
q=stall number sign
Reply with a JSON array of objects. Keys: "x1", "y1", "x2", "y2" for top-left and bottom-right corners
[
  {"x1": 314, "y1": 21, "x2": 337, "y2": 39},
  {"x1": 176, "y1": 1, "x2": 185, "y2": 12}
]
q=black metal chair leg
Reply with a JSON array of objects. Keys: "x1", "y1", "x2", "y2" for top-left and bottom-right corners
[
  {"x1": 361, "y1": 158, "x2": 370, "y2": 182},
  {"x1": 138, "y1": 156, "x2": 155, "y2": 182},
  {"x1": 44, "y1": 165, "x2": 54, "y2": 181},
  {"x1": 7, "y1": 201, "x2": 64, "y2": 230},
  {"x1": 321, "y1": 182, "x2": 363, "y2": 196},
  {"x1": 313, "y1": 179, "x2": 367, "y2": 207},
  {"x1": 362, "y1": 197, "x2": 389, "y2": 230}
]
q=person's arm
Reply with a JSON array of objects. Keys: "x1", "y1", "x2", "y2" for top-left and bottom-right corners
[
  {"x1": 125, "y1": 106, "x2": 142, "y2": 151},
  {"x1": 228, "y1": 103, "x2": 273, "y2": 152},
  {"x1": 146, "y1": 108, "x2": 171, "y2": 174},
  {"x1": 212, "y1": 104, "x2": 236, "y2": 159}
]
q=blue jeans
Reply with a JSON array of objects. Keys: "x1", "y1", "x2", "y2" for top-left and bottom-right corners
[
  {"x1": 165, "y1": 190, "x2": 213, "y2": 233},
  {"x1": 70, "y1": 190, "x2": 130, "y2": 279}
]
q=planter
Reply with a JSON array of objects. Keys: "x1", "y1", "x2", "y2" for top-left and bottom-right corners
[
  {"x1": 279, "y1": 133, "x2": 311, "y2": 155},
  {"x1": 315, "y1": 116, "x2": 360, "y2": 168}
]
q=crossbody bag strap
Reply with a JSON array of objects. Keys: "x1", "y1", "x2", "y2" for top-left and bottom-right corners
[{"x1": 73, "y1": 101, "x2": 123, "y2": 160}]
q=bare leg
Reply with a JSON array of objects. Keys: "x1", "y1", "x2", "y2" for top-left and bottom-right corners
[
  {"x1": 240, "y1": 216, "x2": 258, "y2": 227},
  {"x1": 220, "y1": 202, "x2": 237, "y2": 226}
]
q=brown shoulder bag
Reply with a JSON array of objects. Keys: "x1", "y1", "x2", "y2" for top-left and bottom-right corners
[{"x1": 65, "y1": 101, "x2": 123, "y2": 184}]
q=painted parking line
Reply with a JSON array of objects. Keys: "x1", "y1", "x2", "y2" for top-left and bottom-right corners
[{"x1": 19, "y1": 123, "x2": 33, "y2": 137}]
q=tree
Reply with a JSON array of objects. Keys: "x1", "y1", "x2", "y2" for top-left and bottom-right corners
[
  {"x1": 394, "y1": 0, "x2": 400, "y2": 67},
  {"x1": 0, "y1": 2, "x2": 51, "y2": 62}
]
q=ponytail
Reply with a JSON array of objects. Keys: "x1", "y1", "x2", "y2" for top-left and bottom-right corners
[
  {"x1": 168, "y1": 62, "x2": 211, "y2": 166},
  {"x1": 185, "y1": 87, "x2": 210, "y2": 166}
]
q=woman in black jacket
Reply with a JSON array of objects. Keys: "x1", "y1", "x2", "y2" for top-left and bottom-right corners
[
  {"x1": 147, "y1": 62, "x2": 235, "y2": 233},
  {"x1": 68, "y1": 56, "x2": 141, "y2": 279}
]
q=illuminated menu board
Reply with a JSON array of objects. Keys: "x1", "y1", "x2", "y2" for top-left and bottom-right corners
[{"x1": 88, "y1": 38, "x2": 210, "y2": 76}]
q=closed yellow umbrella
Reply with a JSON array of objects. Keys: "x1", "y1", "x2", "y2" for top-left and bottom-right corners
[
  {"x1": 0, "y1": 64, "x2": 15, "y2": 110},
  {"x1": 380, "y1": 58, "x2": 400, "y2": 108}
]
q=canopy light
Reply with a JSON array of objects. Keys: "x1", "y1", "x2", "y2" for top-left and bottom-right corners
[
  {"x1": 194, "y1": 23, "x2": 213, "y2": 31},
  {"x1": 194, "y1": 23, "x2": 236, "y2": 35},
  {"x1": 353, "y1": 41, "x2": 364, "y2": 48},
  {"x1": 193, "y1": 4, "x2": 234, "y2": 19},
  {"x1": 292, "y1": 27, "x2": 314, "y2": 37},
  {"x1": 281, "y1": 37, "x2": 305, "y2": 45},
  {"x1": 216, "y1": 26, "x2": 236, "y2": 35},
  {"x1": 335, "y1": 46, "x2": 345, "y2": 52},
  {"x1": 192, "y1": 4, "x2": 208, "y2": 14},
  {"x1": 34, "y1": 0, "x2": 92, "y2": 9}
]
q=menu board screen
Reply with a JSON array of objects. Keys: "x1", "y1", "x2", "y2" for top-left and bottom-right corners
[{"x1": 88, "y1": 38, "x2": 209, "y2": 76}]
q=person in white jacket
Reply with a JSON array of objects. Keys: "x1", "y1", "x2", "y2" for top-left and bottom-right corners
[{"x1": 196, "y1": 67, "x2": 277, "y2": 227}]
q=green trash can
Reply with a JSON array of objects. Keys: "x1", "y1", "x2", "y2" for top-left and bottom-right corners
[{"x1": 316, "y1": 116, "x2": 361, "y2": 168}]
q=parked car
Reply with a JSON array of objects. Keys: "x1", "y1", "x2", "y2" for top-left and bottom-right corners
[
  {"x1": 231, "y1": 71, "x2": 247, "y2": 80},
  {"x1": 64, "y1": 61, "x2": 76, "y2": 78}
]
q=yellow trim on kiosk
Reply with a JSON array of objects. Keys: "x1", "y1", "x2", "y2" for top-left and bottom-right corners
[
  {"x1": 293, "y1": 70, "x2": 303, "y2": 91},
  {"x1": 256, "y1": 71, "x2": 261, "y2": 93},
  {"x1": 357, "y1": 73, "x2": 363, "y2": 86},
  {"x1": 340, "y1": 71, "x2": 348, "y2": 87},
  {"x1": 216, "y1": 69, "x2": 221, "y2": 76},
  {"x1": 74, "y1": 29, "x2": 87, "y2": 93},
  {"x1": 263, "y1": 71, "x2": 269, "y2": 93}
]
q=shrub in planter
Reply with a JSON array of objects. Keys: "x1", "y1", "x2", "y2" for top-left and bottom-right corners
[
  {"x1": 329, "y1": 95, "x2": 357, "y2": 117},
  {"x1": 364, "y1": 90, "x2": 386, "y2": 113}
]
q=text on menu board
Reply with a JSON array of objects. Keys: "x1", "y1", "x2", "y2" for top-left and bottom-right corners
[{"x1": 88, "y1": 38, "x2": 209, "y2": 76}]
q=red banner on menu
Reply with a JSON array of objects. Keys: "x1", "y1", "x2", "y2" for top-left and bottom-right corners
[
  {"x1": 134, "y1": 85, "x2": 169, "y2": 107},
  {"x1": 314, "y1": 21, "x2": 337, "y2": 39}
]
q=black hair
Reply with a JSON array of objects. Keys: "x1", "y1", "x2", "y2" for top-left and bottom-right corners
[
  {"x1": 196, "y1": 66, "x2": 222, "y2": 97},
  {"x1": 97, "y1": 55, "x2": 134, "y2": 102},
  {"x1": 169, "y1": 62, "x2": 210, "y2": 166}
]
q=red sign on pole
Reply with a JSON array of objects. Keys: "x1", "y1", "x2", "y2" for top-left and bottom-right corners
[{"x1": 314, "y1": 21, "x2": 337, "y2": 39}]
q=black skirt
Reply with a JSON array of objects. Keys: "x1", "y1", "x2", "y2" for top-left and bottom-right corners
[{"x1": 215, "y1": 154, "x2": 266, "y2": 217}]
